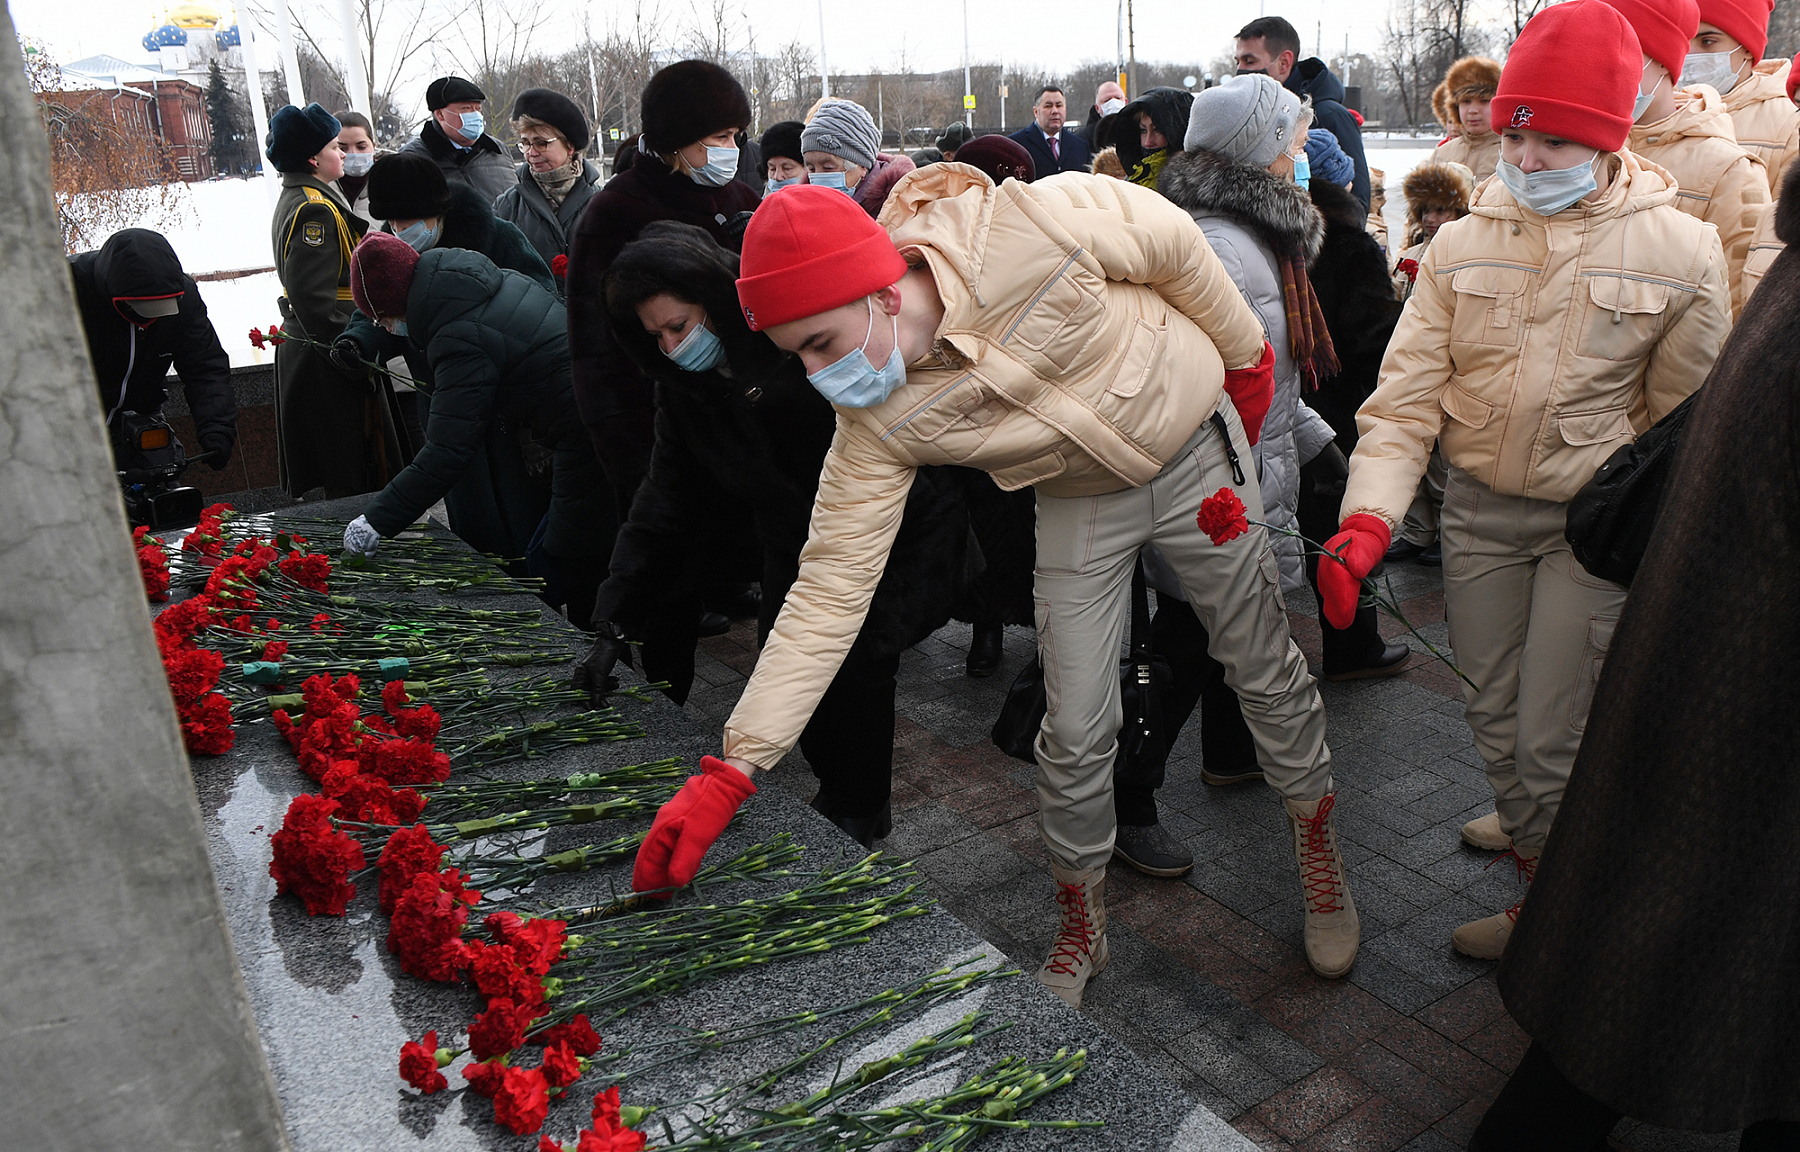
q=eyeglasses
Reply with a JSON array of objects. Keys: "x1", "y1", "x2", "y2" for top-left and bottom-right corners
[{"x1": 518, "y1": 136, "x2": 561, "y2": 152}]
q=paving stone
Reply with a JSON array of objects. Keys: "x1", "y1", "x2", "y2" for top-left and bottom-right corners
[
  {"x1": 1292, "y1": 1096, "x2": 1432, "y2": 1152},
  {"x1": 1253, "y1": 1067, "x2": 1372, "y2": 1142}
]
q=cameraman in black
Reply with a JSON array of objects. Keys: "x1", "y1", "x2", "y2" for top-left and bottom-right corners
[{"x1": 71, "y1": 228, "x2": 237, "y2": 479}]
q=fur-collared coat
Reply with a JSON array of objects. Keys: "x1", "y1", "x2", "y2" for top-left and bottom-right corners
[
  {"x1": 1497, "y1": 166, "x2": 1800, "y2": 1132},
  {"x1": 1306, "y1": 178, "x2": 1402, "y2": 458},
  {"x1": 1158, "y1": 148, "x2": 1337, "y2": 592}
]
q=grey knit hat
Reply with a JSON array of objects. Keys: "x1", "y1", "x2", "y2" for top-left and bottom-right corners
[
  {"x1": 802, "y1": 99, "x2": 880, "y2": 170},
  {"x1": 1183, "y1": 74, "x2": 1302, "y2": 168}
]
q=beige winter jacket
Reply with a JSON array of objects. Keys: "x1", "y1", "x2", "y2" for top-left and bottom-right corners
[
  {"x1": 1434, "y1": 130, "x2": 1501, "y2": 186},
  {"x1": 1724, "y1": 58, "x2": 1800, "y2": 195},
  {"x1": 1742, "y1": 198, "x2": 1784, "y2": 300},
  {"x1": 719, "y1": 165, "x2": 1265, "y2": 769},
  {"x1": 1629, "y1": 86, "x2": 1769, "y2": 316},
  {"x1": 1343, "y1": 151, "x2": 1731, "y2": 530}
]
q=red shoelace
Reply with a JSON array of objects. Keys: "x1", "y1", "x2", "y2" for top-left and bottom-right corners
[
  {"x1": 1043, "y1": 883, "x2": 1096, "y2": 975},
  {"x1": 1296, "y1": 793, "x2": 1344, "y2": 914},
  {"x1": 1485, "y1": 847, "x2": 1537, "y2": 923}
]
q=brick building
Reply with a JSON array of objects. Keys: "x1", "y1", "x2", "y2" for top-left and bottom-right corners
[{"x1": 45, "y1": 55, "x2": 215, "y2": 182}]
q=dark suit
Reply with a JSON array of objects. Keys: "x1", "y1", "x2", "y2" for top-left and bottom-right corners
[{"x1": 1007, "y1": 124, "x2": 1093, "y2": 178}]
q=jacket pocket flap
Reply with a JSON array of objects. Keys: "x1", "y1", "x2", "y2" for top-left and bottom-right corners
[
  {"x1": 893, "y1": 376, "x2": 992, "y2": 442},
  {"x1": 1558, "y1": 405, "x2": 1634, "y2": 446},
  {"x1": 990, "y1": 451, "x2": 1066, "y2": 490},
  {"x1": 1450, "y1": 265, "x2": 1530, "y2": 298},
  {"x1": 1441, "y1": 381, "x2": 1494, "y2": 429},
  {"x1": 1586, "y1": 277, "x2": 1669, "y2": 316}
]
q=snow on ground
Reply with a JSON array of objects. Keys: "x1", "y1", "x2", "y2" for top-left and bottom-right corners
[{"x1": 132, "y1": 146, "x2": 1445, "y2": 369}]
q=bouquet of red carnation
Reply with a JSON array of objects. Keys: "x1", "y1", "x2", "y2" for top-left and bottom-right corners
[
  {"x1": 133, "y1": 526, "x2": 170, "y2": 601},
  {"x1": 268, "y1": 794, "x2": 366, "y2": 915}
]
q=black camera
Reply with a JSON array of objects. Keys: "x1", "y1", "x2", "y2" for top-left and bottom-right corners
[{"x1": 113, "y1": 411, "x2": 205, "y2": 530}]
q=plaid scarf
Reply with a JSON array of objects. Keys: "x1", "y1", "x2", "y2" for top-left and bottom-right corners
[{"x1": 1280, "y1": 251, "x2": 1340, "y2": 389}]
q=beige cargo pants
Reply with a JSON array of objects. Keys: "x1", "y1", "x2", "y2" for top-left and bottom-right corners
[
  {"x1": 1031, "y1": 400, "x2": 1332, "y2": 874},
  {"x1": 1440, "y1": 467, "x2": 1627, "y2": 852}
]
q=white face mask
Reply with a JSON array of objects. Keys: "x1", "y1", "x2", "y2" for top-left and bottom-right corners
[
  {"x1": 341, "y1": 151, "x2": 375, "y2": 177},
  {"x1": 1100, "y1": 98, "x2": 1126, "y2": 116},
  {"x1": 1679, "y1": 51, "x2": 1746, "y2": 95},
  {"x1": 689, "y1": 145, "x2": 739, "y2": 187},
  {"x1": 1497, "y1": 152, "x2": 1599, "y2": 216}
]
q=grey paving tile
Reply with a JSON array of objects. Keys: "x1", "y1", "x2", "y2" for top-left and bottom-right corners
[{"x1": 1168, "y1": 1025, "x2": 1286, "y2": 1111}]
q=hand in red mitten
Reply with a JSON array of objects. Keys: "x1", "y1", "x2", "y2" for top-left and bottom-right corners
[
  {"x1": 632, "y1": 755, "x2": 757, "y2": 894},
  {"x1": 1317, "y1": 514, "x2": 1391, "y2": 630},
  {"x1": 1223, "y1": 342, "x2": 1276, "y2": 447}
]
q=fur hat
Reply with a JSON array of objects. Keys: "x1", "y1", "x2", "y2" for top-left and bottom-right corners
[
  {"x1": 426, "y1": 77, "x2": 485, "y2": 110},
  {"x1": 955, "y1": 134, "x2": 1037, "y2": 183},
  {"x1": 1431, "y1": 80, "x2": 1456, "y2": 133},
  {"x1": 266, "y1": 102, "x2": 341, "y2": 172},
  {"x1": 802, "y1": 99, "x2": 881, "y2": 171},
  {"x1": 760, "y1": 120, "x2": 805, "y2": 168},
  {"x1": 511, "y1": 87, "x2": 589, "y2": 152},
  {"x1": 1091, "y1": 146, "x2": 1128, "y2": 181},
  {"x1": 640, "y1": 60, "x2": 751, "y2": 154},
  {"x1": 350, "y1": 231, "x2": 420, "y2": 320},
  {"x1": 736, "y1": 185, "x2": 907, "y2": 331},
  {"x1": 1402, "y1": 161, "x2": 1475, "y2": 241},
  {"x1": 1444, "y1": 56, "x2": 1503, "y2": 104},
  {"x1": 365, "y1": 153, "x2": 453, "y2": 222}
]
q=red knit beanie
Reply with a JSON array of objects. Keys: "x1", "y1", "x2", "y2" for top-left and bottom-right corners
[
  {"x1": 350, "y1": 231, "x2": 420, "y2": 320},
  {"x1": 1605, "y1": 0, "x2": 1700, "y2": 83},
  {"x1": 1696, "y1": 0, "x2": 1773, "y2": 61},
  {"x1": 1495, "y1": 1, "x2": 1643, "y2": 153},
  {"x1": 736, "y1": 185, "x2": 908, "y2": 332}
]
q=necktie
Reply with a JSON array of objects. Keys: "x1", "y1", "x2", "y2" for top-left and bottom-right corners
[{"x1": 1050, "y1": 134, "x2": 1060, "y2": 162}]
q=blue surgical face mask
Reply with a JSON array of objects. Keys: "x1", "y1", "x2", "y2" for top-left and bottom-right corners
[
  {"x1": 665, "y1": 319, "x2": 725, "y2": 372},
  {"x1": 1679, "y1": 51, "x2": 1745, "y2": 95},
  {"x1": 809, "y1": 169, "x2": 852, "y2": 194},
  {"x1": 1292, "y1": 153, "x2": 1311, "y2": 185},
  {"x1": 806, "y1": 298, "x2": 907, "y2": 408},
  {"x1": 690, "y1": 145, "x2": 739, "y2": 187},
  {"x1": 383, "y1": 318, "x2": 409, "y2": 337},
  {"x1": 767, "y1": 174, "x2": 805, "y2": 192},
  {"x1": 458, "y1": 110, "x2": 485, "y2": 140},
  {"x1": 341, "y1": 151, "x2": 375, "y2": 177},
  {"x1": 395, "y1": 219, "x2": 440, "y2": 252},
  {"x1": 1497, "y1": 153, "x2": 1599, "y2": 217}
]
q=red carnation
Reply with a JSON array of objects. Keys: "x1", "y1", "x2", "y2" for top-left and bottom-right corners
[
  {"x1": 540, "y1": 1040, "x2": 582, "y2": 1089},
  {"x1": 153, "y1": 597, "x2": 214, "y2": 653},
  {"x1": 399, "y1": 1030, "x2": 449, "y2": 1094},
  {"x1": 267, "y1": 325, "x2": 288, "y2": 346},
  {"x1": 1196, "y1": 487, "x2": 1250, "y2": 546},
  {"x1": 383, "y1": 681, "x2": 443, "y2": 740},
  {"x1": 488, "y1": 912, "x2": 568, "y2": 975},
  {"x1": 268, "y1": 794, "x2": 366, "y2": 915},
  {"x1": 377, "y1": 824, "x2": 447, "y2": 915},
  {"x1": 387, "y1": 867, "x2": 479, "y2": 980},
  {"x1": 579, "y1": 1125, "x2": 646, "y2": 1152},
  {"x1": 464, "y1": 940, "x2": 547, "y2": 1007},
  {"x1": 463, "y1": 1058, "x2": 506, "y2": 1098},
  {"x1": 178, "y1": 691, "x2": 236, "y2": 756},
  {"x1": 591, "y1": 1086, "x2": 622, "y2": 1129},
  {"x1": 279, "y1": 550, "x2": 332, "y2": 593},
  {"x1": 165, "y1": 646, "x2": 225, "y2": 703},
  {"x1": 360, "y1": 734, "x2": 452, "y2": 786},
  {"x1": 469, "y1": 996, "x2": 542, "y2": 1062},
  {"x1": 249, "y1": 326, "x2": 266, "y2": 349},
  {"x1": 541, "y1": 1138, "x2": 569, "y2": 1152},
  {"x1": 493, "y1": 1065, "x2": 551, "y2": 1135},
  {"x1": 135, "y1": 528, "x2": 171, "y2": 601},
  {"x1": 534, "y1": 1014, "x2": 601, "y2": 1058},
  {"x1": 325, "y1": 766, "x2": 426, "y2": 826},
  {"x1": 263, "y1": 639, "x2": 289, "y2": 661},
  {"x1": 1397, "y1": 257, "x2": 1420, "y2": 283},
  {"x1": 550, "y1": 254, "x2": 569, "y2": 277}
]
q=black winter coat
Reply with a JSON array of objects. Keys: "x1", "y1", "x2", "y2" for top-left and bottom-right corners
[
  {"x1": 1110, "y1": 87, "x2": 1194, "y2": 176},
  {"x1": 1305, "y1": 178, "x2": 1401, "y2": 456},
  {"x1": 565, "y1": 153, "x2": 759, "y2": 494},
  {"x1": 594, "y1": 223, "x2": 969, "y2": 661},
  {"x1": 1497, "y1": 176, "x2": 1800, "y2": 1131},
  {"x1": 70, "y1": 229, "x2": 235, "y2": 462},
  {"x1": 399, "y1": 119, "x2": 515, "y2": 202},
  {"x1": 360, "y1": 248, "x2": 607, "y2": 560},
  {"x1": 1285, "y1": 59, "x2": 1371, "y2": 210}
]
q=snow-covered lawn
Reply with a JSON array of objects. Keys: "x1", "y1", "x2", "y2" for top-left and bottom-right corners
[{"x1": 120, "y1": 147, "x2": 1445, "y2": 368}]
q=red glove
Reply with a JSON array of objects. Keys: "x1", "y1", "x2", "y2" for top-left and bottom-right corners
[
  {"x1": 632, "y1": 755, "x2": 757, "y2": 893},
  {"x1": 1223, "y1": 342, "x2": 1276, "y2": 447},
  {"x1": 1317, "y1": 514, "x2": 1391, "y2": 630}
]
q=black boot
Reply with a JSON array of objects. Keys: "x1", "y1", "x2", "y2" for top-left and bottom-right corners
[
  {"x1": 809, "y1": 792, "x2": 893, "y2": 848},
  {"x1": 1320, "y1": 601, "x2": 1412, "y2": 682},
  {"x1": 965, "y1": 622, "x2": 1004, "y2": 678}
]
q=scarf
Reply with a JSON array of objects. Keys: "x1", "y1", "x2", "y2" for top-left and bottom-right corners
[
  {"x1": 1127, "y1": 148, "x2": 1169, "y2": 190},
  {"x1": 1280, "y1": 251, "x2": 1340, "y2": 389},
  {"x1": 531, "y1": 155, "x2": 585, "y2": 208}
]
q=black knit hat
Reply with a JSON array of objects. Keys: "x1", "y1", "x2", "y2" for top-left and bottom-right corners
[
  {"x1": 511, "y1": 87, "x2": 590, "y2": 152},
  {"x1": 640, "y1": 60, "x2": 751, "y2": 154},
  {"x1": 759, "y1": 120, "x2": 805, "y2": 168},
  {"x1": 426, "y1": 76, "x2": 485, "y2": 110},
  {"x1": 266, "y1": 102, "x2": 341, "y2": 172},
  {"x1": 365, "y1": 152, "x2": 453, "y2": 222}
]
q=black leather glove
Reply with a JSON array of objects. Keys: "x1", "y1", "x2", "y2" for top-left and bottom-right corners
[
  {"x1": 199, "y1": 434, "x2": 234, "y2": 471},
  {"x1": 329, "y1": 338, "x2": 366, "y2": 377},
  {"x1": 720, "y1": 210, "x2": 756, "y2": 251},
  {"x1": 571, "y1": 621, "x2": 634, "y2": 707}
]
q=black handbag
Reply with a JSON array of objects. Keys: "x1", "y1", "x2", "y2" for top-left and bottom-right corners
[
  {"x1": 1565, "y1": 390, "x2": 1701, "y2": 587},
  {"x1": 990, "y1": 559, "x2": 1170, "y2": 767}
]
